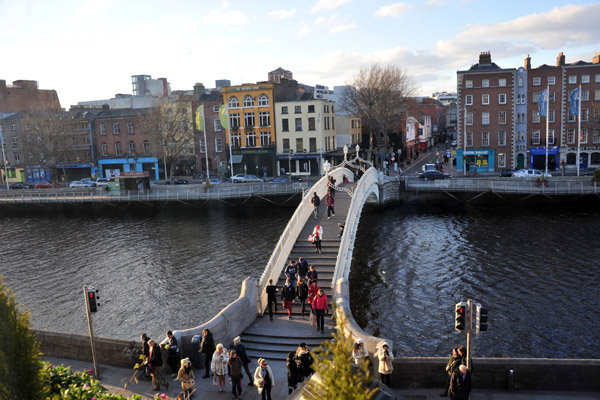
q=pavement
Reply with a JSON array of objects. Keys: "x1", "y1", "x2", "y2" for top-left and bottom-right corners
[{"x1": 44, "y1": 357, "x2": 599, "y2": 400}]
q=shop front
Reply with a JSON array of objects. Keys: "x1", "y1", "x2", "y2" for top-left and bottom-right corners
[
  {"x1": 25, "y1": 165, "x2": 51, "y2": 183},
  {"x1": 529, "y1": 147, "x2": 559, "y2": 171},
  {"x1": 276, "y1": 152, "x2": 321, "y2": 178},
  {"x1": 233, "y1": 147, "x2": 276, "y2": 177},
  {"x1": 97, "y1": 157, "x2": 160, "y2": 180},
  {"x1": 456, "y1": 149, "x2": 495, "y2": 173}
]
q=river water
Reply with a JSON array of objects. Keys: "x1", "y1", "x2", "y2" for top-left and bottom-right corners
[{"x1": 0, "y1": 203, "x2": 598, "y2": 358}]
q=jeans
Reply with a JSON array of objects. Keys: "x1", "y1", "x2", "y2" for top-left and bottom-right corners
[
  {"x1": 232, "y1": 374, "x2": 242, "y2": 396},
  {"x1": 315, "y1": 308, "x2": 325, "y2": 330}
]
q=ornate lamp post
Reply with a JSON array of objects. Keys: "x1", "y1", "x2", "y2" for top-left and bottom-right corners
[
  {"x1": 323, "y1": 159, "x2": 331, "y2": 176},
  {"x1": 343, "y1": 144, "x2": 348, "y2": 161},
  {"x1": 355, "y1": 144, "x2": 360, "y2": 159}
]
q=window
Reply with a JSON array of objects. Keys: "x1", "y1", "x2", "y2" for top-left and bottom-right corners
[
  {"x1": 568, "y1": 113, "x2": 576, "y2": 122},
  {"x1": 281, "y1": 106, "x2": 288, "y2": 114},
  {"x1": 258, "y1": 94, "x2": 269, "y2": 106},
  {"x1": 482, "y1": 94, "x2": 490, "y2": 105},
  {"x1": 466, "y1": 112, "x2": 473, "y2": 125},
  {"x1": 243, "y1": 95, "x2": 254, "y2": 107},
  {"x1": 582, "y1": 75, "x2": 590, "y2": 83},
  {"x1": 482, "y1": 112, "x2": 489, "y2": 125},
  {"x1": 596, "y1": 74, "x2": 600, "y2": 83},
  {"x1": 533, "y1": 91, "x2": 541, "y2": 103},
  {"x1": 596, "y1": 89, "x2": 600, "y2": 101},
  {"x1": 230, "y1": 132, "x2": 241, "y2": 147},
  {"x1": 294, "y1": 106, "x2": 301, "y2": 114},
  {"x1": 260, "y1": 131, "x2": 271, "y2": 146},
  {"x1": 308, "y1": 117, "x2": 316, "y2": 131},
  {"x1": 594, "y1": 130, "x2": 600, "y2": 144},
  {"x1": 115, "y1": 142, "x2": 121, "y2": 155},
  {"x1": 244, "y1": 112, "x2": 255, "y2": 127},
  {"x1": 518, "y1": 76, "x2": 524, "y2": 87},
  {"x1": 129, "y1": 141, "x2": 135, "y2": 154},
  {"x1": 295, "y1": 118, "x2": 302, "y2": 131},
  {"x1": 101, "y1": 143, "x2": 108, "y2": 156},
  {"x1": 113, "y1": 123, "x2": 120, "y2": 135},
  {"x1": 12, "y1": 136, "x2": 18, "y2": 146},
  {"x1": 127, "y1": 122, "x2": 134, "y2": 134},
  {"x1": 582, "y1": 90, "x2": 589, "y2": 101},
  {"x1": 532, "y1": 130, "x2": 540, "y2": 145},
  {"x1": 245, "y1": 131, "x2": 256, "y2": 147},
  {"x1": 13, "y1": 152, "x2": 20, "y2": 162},
  {"x1": 482, "y1": 131, "x2": 489, "y2": 146},
  {"x1": 215, "y1": 138, "x2": 223, "y2": 152},
  {"x1": 548, "y1": 76, "x2": 555, "y2": 85},
  {"x1": 295, "y1": 138, "x2": 303, "y2": 152},
  {"x1": 282, "y1": 119, "x2": 289, "y2": 132},
  {"x1": 582, "y1": 108, "x2": 589, "y2": 122},
  {"x1": 25, "y1": 124, "x2": 30, "y2": 131},
  {"x1": 567, "y1": 129, "x2": 575, "y2": 144},
  {"x1": 259, "y1": 111, "x2": 270, "y2": 127},
  {"x1": 228, "y1": 96, "x2": 239, "y2": 108},
  {"x1": 198, "y1": 138, "x2": 205, "y2": 153},
  {"x1": 533, "y1": 77, "x2": 541, "y2": 86},
  {"x1": 482, "y1": 79, "x2": 489, "y2": 88},
  {"x1": 581, "y1": 128, "x2": 588, "y2": 143},
  {"x1": 568, "y1": 75, "x2": 577, "y2": 84},
  {"x1": 308, "y1": 105, "x2": 315, "y2": 113},
  {"x1": 549, "y1": 91, "x2": 555, "y2": 102},
  {"x1": 498, "y1": 131, "x2": 506, "y2": 146},
  {"x1": 498, "y1": 111, "x2": 507, "y2": 124},
  {"x1": 214, "y1": 119, "x2": 222, "y2": 131},
  {"x1": 465, "y1": 80, "x2": 473, "y2": 88},
  {"x1": 499, "y1": 93, "x2": 506, "y2": 104},
  {"x1": 466, "y1": 132, "x2": 473, "y2": 146},
  {"x1": 465, "y1": 95, "x2": 473, "y2": 105},
  {"x1": 499, "y1": 78, "x2": 506, "y2": 87},
  {"x1": 143, "y1": 141, "x2": 150, "y2": 154},
  {"x1": 213, "y1": 105, "x2": 220, "y2": 113},
  {"x1": 548, "y1": 129, "x2": 555, "y2": 144},
  {"x1": 282, "y1": 138, "x2": 290, "y2": 152},
  {"x1": 309, "y1": 138, "x2": 317, "y2": 152},
  {"x1": 549, "y1": 109, "x2": 555, "y2": 123},
  {"x1": 99, "y1": 124, "x2": 107, "y2": 135},
  {"x1": 532, "y1": 110, "x2": 540, "y2": 123},
  {"x1": 498, "y1": 153, "x2": 506, "y2": 168},
  {"x1": 230, "y1": 113, "x2": 240, "y2": 128},
  {"x1": 331, "y1": 117, "x2": 335, "y2": 130}
]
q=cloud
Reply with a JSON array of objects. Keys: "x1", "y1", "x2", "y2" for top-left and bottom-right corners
[
  {"x1": 375, "y1": 3, "x2": 413, "y2": 18},
  {"x1": 311, "y1": 0, "x2": 350, "y2": 13},
  {"x1": 267, "y1": 9, "x2": 296, "y2": 20},
  {"x1": 424, "y1": 0, "x2": 448, "y2": 7},
  {"x1": 201, "y1": 1, "x2": 249, "y2": 26},
  {"x1": 299, "y1": 25, "x2": 311, "y2": 36},
  {"x1": 331, "y1": 24, "x2": 356, "y2": 34},
  {"x1": 77, "y1": 0, "x2": 114, "y2": 18}
]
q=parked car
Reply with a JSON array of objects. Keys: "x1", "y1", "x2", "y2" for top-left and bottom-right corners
[
  {"x1": 270, "y1": 176, "x2": 290, "y2": 183},
  {"x1": 512, "y1": 169, "x2": 552, "y2": 178},
  {"x1": 500, "y1": 169, "x2": 515, "y2": 177},
  {"x1": 232, "y1": 174, "x2": 247, "y2": 183},
  {"x1": 422, "y1": 163, "x2": 437, "y2": 172},
  {"x1": 35, "y1": 181, "x2": 53, "y2": 188},
  {"x1": 418, "y1": 170, "x2": 451, "y2": 181},
  {"x1": 95, "y1": 178, "x2": 109, "y2": 187},
  {"x1": 240, "y1": 175, "x2": 263, "y2": 183},
  {"x1": 451, "y1": 140, "x2": 457, "y2": 147},
  {"x1": 9, "y1": 182, "x2": 32, "y2": 189},
  {"x1": 173, "y1": 178, "x2": 188, "y2": 184},
  {"x1": 69, "y1": 180, "x2": 94, "y2": 188}
]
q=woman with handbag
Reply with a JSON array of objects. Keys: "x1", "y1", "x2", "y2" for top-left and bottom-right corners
[
  {"x1": 254, "y1": 358, "x2": 275, "y2": 400},
  {"x1": 177, "y1": 357, "x2": 195, "y2": 396},
  {"x1": 312, "y1": 224, "x2": 323, "y2": 254},
  {"x1": 211, "y1": 343, "x2": 229, "y2": 392}
]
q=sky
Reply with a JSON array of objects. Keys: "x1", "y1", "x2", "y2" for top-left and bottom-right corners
[{"x1": 1, "y1": 0, "x2": 599, "y2": 109}]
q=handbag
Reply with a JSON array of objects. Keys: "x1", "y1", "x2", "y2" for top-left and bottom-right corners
[
  {"x1": 310, "y1": 312, "x2": 316, "y2": 327},
  {"x1": 182, "y1": 379, "x2": 195, "y2": 390},
  {"x1": 308, "y1": 234, "x2": 314, "y2": 243}
]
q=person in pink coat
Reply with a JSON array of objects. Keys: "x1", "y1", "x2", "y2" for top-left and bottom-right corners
[{"x1": 311, "y1": 287, "x2": 328, "y2": 333}]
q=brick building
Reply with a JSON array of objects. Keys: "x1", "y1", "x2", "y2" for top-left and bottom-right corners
[{"x1": 0, "y1": 80, "x2": 61, "y2": 113}]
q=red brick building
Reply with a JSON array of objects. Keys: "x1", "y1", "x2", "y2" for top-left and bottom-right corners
[{"x1": 0, "y1": 80, "x2": 61, "y2": 112}]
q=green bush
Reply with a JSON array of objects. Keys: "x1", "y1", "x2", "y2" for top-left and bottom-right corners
[{"x1": 593, "y1": 169, "x2": 600, "y2": 182}]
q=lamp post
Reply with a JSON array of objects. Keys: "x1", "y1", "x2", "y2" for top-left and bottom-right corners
[
  {"x1": 343, "y1": 144, "x2": 348, "y2": 161},
  {"x1": 288, "y1": 149, "x2": 293, "y2": 178},
  {"x1": 355, "y1": 144, "x2": 360, "y2": 159},
  {"x1": 323, "y1": 159, "x2": 331, "y2": 177}
]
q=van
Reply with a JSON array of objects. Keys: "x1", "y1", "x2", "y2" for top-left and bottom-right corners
[{"x1": 422, "y1": 163, "x2": 436, "y2": 172}]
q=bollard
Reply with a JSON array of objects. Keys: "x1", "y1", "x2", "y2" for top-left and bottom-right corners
[{"x1": 507, "y1": 369, "x2": 515, "y2": 391}]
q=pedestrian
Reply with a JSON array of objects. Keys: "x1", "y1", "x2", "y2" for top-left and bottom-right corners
[
  {"x1": 253, "y1": 358, "x2": 275, "y2": 400},
  {"x1": 165, "y1": 330, "x2": 180, "y2": 379},
  {"x1": 281, "y1": 278, "x2": 296, "y2": 319},
  {"x1": 287, "y1": 351, "x2": 303, "y2": 395},
  {"x1": 140, "y1": 333, "x2": 151, "y2": 378},
  {"x1": 295, "y1": 343, "x2": 314, "y2": 378},
  {"x1": 377, "y1": 341, "x2": 394, "y2": 387},
  {"x1": 307, "y1": 265, "x2": 318, "y2": 283},
  {"x1": 227, "y1": 349, "x2": 243, "y2": 399},
  {"x1": 440, "y1": 346, "x2": 462, "y2": 397},
  {"x1": 297, "y1": 257, "x2": 308, "y2": 281},
  {"x1": 312, "y1": 224, "x2": 323, "y2": 254},
  {"x1": 328, "y1": 176, "x2": 336, "y2": 197},
  {"x1": 338, "y1": 223, "x2": 345, "y2": 237},
  {"x1": 312, "y1": 287, "x2": 328, "y2": 333},
  {"x1": 352, "y1": 338, "x2": 370, "y2": 367},
  {"x1": 311, "y1": 191, "x2": 320, "y2": 219},
  {"x1": 233, "y1": 336, "x2": 254, "y2": 386},
  {"x1": 177, "y1": 357, "x2": 195, "y2": 397},
  {"x1": 284, "y1": 259, "x2": 298, "y2": 288},
  {"x1": 296, "y1": 277, "x2": 309, "y2": 317},
  {"x1": 147, "y1": 339, "x2": 169, "y2": 391},
  {"x1": 307, "y1": 278, "x2": 319, "y2": 309},
  {"x1": 211, "y1": 343, "x2": 229, "y2": 392},
  {"x1": 449, "y1": 365, "x2": 471, "y2": 400},
  {"x1": 325, "y1": 192, "x2": 335, "y2": 219},
  {"x1": 266, "y1": 279, "x2": 278, "y2": 320},
  {"x1": 200, "y1": 328, "x2": 215, "y2": 379}
]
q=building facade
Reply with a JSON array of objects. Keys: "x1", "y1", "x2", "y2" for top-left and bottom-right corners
[
  {"x1": 192, "y1": 93, "x2": 227, "y2": 177},
  {"x1": 0, "y1": 80, "x2": 61, "y2": 113}
]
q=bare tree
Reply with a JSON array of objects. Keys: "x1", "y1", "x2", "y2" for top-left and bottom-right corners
[
  {"x1": 144, "y1": 100, "x2": 195, "y2": 183},
  {"x1": 339, "y1": 64, "x2": 418, "y2": 164}
]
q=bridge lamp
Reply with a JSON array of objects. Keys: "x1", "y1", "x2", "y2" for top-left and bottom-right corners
[
  {"x1": 323, "y1": 160, "x2": 331, "y2": 175},
  {"x1": 355, "y1": 144, "x2": 360, "y2": 158},
  {"x1": 343, "y1": 144, "x2": 348, "y2": 161}
]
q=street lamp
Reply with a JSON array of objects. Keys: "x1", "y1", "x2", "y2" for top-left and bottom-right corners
[
  {"x1": 323, "y1": 159, "x2": 331, "y2": 176},
  {"x1": 355, "y1": 144, "x2": 360, "y2": 159},
  {"x1": 288, "y1": 149, "x2": 293, "y2": 177},
  {"x1": 343, "y1": 144, "x2": 348, "y2": 161}
]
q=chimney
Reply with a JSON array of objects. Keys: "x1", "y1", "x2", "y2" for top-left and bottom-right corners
[
  {"x1": 525, "y1": 54, "x2": 531, "y2": 70},
  {"x1": 479, "y1": 51, "x2": 492, "y2": 65},
  {"x1": 557, "y1": 52, "x2": 565, "y2": 67},
  {"x1": 593, "y1": 52, "x2": 600, "y2": 64}
]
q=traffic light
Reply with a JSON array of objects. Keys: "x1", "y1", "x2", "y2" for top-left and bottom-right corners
[
  {"x1": 475, "y1": 303, "x2": 488, "y2": 334},
  {"x1": 87, "y1": 287, "x2": 99, "y2": 313},
  {"x1": 455, "y1": 302, "x2": 467, "y2": 332}
]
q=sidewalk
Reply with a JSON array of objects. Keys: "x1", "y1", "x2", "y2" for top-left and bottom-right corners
[{"x1": 44, "y1": 357, "x2": 599, "y2": 400}]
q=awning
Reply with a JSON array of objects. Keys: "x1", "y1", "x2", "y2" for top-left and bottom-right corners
[{"x1": 231, "y1": 155, "x2": 243, "y2": 164}]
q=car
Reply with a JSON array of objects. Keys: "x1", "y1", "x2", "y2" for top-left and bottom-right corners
[
  {"x1": 241, "y1": 175, "x2": 264, "y2": 183},
  {"x1": 451, "y1": 140, "x2": 457, "y2": 147},
  {"x1": 9, "y1": 182, "x2": 32, "y2": 189},
  {"x1": 512, "y1": 169, "x2": 552, "y2": 178},
  {"x1": 500, "y1": 169, "x2": 515, "y2": 177},
  {"x1": 422, "y1": 163, "x2": 437, "y2": 172},
  {"x1": 35, "y1": 181, "x2": 53, "y2": 188},
  {"x1": 95, "y1": 178, "x2": 109, "y2": 187},
  {"x1": 418, "y1": 170, "x2": 451, "y2": 180},
  {"x1": 201, "y1": 178, "x2": 224, "y2": 184},
  {"x1": 69, "y1": 180, "x2": 94, "y2": 188},
  {"x1": 232, "y1": 174, "x2": 247, "y2": 183},
  {"x1": 270, "y1": 176, "x2": 291, "y2": 183},
  {"x1": 173, "y1": 178, "x2": 188, "y2": 184}
]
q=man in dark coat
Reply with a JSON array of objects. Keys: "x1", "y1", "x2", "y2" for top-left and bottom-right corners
[
  {"x1": 140, "y1": 333, "x2": 151, "y2": 378},
  {"x1": 266, "y1": 279, "x2": 278, "y2": 321},
  {"x1": 200, "y1": 328, "x2": 215, "y2": 378},
  {"x1": 296, "y1": 277, "x2": 309, "y2": 317},
  {"x1": 233, "y1": 336, "x2": 254, "y2": 386},
  {"x1": 449, "y1": 365, "x2": 471, "y2": 400},
  {"x1": 297, "y1": 257, "x2": 308, "y2": 281},
  {"x1": 281, "y1": 278, "x2": 296, "y2": 319},
  {"x1": 165, "y1": 330, "x2": 180, "y2": 377}
]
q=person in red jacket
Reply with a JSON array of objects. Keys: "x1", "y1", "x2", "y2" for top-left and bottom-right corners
[
  {"x1": 325, "y1": 192, "x2": 335, "y2": 219},
  {"x1": 311, "y1": 288, "x2": 328, "y2": 333}
]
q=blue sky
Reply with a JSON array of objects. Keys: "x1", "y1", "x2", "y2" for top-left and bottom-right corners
[{"x1": 1, "y1": 0, "x2": 599, "y2": 108}]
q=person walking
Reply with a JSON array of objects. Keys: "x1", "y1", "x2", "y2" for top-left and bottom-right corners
[
  {"x1": 297, "y1": 257, "x2": 308, "y2": 281},
  {"x1": 284, "y1": 259, "x2": 298, "y2": 288},
  {"x1": 312, "y1": 224, "x2": 323, "y2": 254},
  {"x1": 227, "y1": 350, "x2": 243, "y2": 399},
  {"x1": 177, "y1": 357, "x2": 195, "y2": 398},
  {"x1": 311, "y1": 192, "x2": 320, "y2": 219},
  {"x1": 449, "y1": 365, "x2": 471, "y2": 400},
  {"x1": 307, "y1": 265, "x2": 318, "y2": 283},
  {"x1": 211, "y1": 343, "x2": 229, "y2": 392},
  {"x1": 266, "y1": 279, "x2": 278, "y2": 321},
  {"x1": 147, "y1": 339, "x2": 169, "y2": 391},
  {"x1": 325, "y1": 192, "x2": 335, "y2": 219},
  {"x1": 253, "y1": 358, "x2": 275, "y2": 400},
  {"x1": 140, "y1": 333, "x2": 151, "y2": 378},
  {"x1": 352, "y1": 338, "x2": 370, "y2": 367},
  {"x1": 165, "y1": 330, "x2": 180, "y2": 379},
  {"x1": 200, "y1": 328, "x2": 215, "y2": 379},
  {"x1": 295, "y1": 343, "x2": 314, "y2": 378},
  {"x1": 296, "y1": 277, "x2": 309, "y2": 317},
  {"x1": 307, "y1": 278, "x2": 319, "y2": 310},
  {"x1": 440, "y1": 346, "x2": 462, "y2": 397},
  {"x1": 312, "y1": 287, "x2": 328, "y2": 332},
  {"x1": 287, "y1": 351, "x2": 303, "y2": 395},
  {"x1": 377, "y1": 341, "x2": 394, "y2": 388},
  {"x1": 233, "y1": 336, "x2": 253, "y2": 386},
  {"x1": 281, "y1": 278, "x2": 296, "y2": 319}
]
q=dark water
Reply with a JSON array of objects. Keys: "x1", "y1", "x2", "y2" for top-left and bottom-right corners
[
  {"x1": 349, "y1": 203, "x2": 600, "y2": 358},
  {"x1": 0, "y1": 206, "x2": 292, "y2": 342}
]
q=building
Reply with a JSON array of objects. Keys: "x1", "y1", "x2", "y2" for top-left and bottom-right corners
[
  {"x1": 77, "y1": 75, "x2": 171, "y2": 110},
  {"x1": 268, "y1": 67, "x2": 293, "y2": 84},
  {"x1": 330, "y1": 85, "x2": 362, "y2": 153},
  {"x1": 0, "y1": 80, "x2": 61, "y2": 113},
  {"x1": 191, "y1": 92, "x2": 227, "y2": 177}
]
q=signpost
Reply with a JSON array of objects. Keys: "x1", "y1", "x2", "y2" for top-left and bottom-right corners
[{"x1": 83, "y1": 285, "x2": 100, "y2": 378}]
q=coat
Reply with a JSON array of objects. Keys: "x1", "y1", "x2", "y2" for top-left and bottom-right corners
[
  {"x1": 281, "y1": 284, "x2": 296, "y2": 301},
  {"x1": 296, "y1": 282, "x2": 309, "y2": 300},
  {"x1": 311, "y1": 194, "x2": 320, "y2": 207},
  {"x1": 312, "y1": 293, "x2": 328, "y2": 311},
  {"x1": 325, "y1": 195, "x2": 335, "y2": 207},
  {"x1": 234, "y1": 343, "x2": 251, "y2": 365},
  {"x1": 254, "y1": 364, "x2": 275, "y2": 388},
  {"x1": 307, "y1": 283, "x2": 319, "y2": 304},
  {"x1": 211, "y1": 349, "x2": 229, "y2": 376},
  {"x1": 377, "y1": 346, "x2": 394, "y2": 375},
  {"x1": 227, "y1": 356, "x2": 243, "y2": 377},
  {"x1": 177, "y1": 365, "x2": 195, "y2": 390},
  {"x1": 148, "y1": 344, "x2": 163, "y2": 370},
  {"x1": 199, "y1": 331, "x2": 215, "y2": 356},
  {"x1": 449, "y1": 369, "x2": 472, "y2": 400},
  {"x1": 312, "y1": 225, "x2": 323, "y2": 240},
  {"x1": 266, "y1": 284, "x2": 277, "y2": 302}
]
